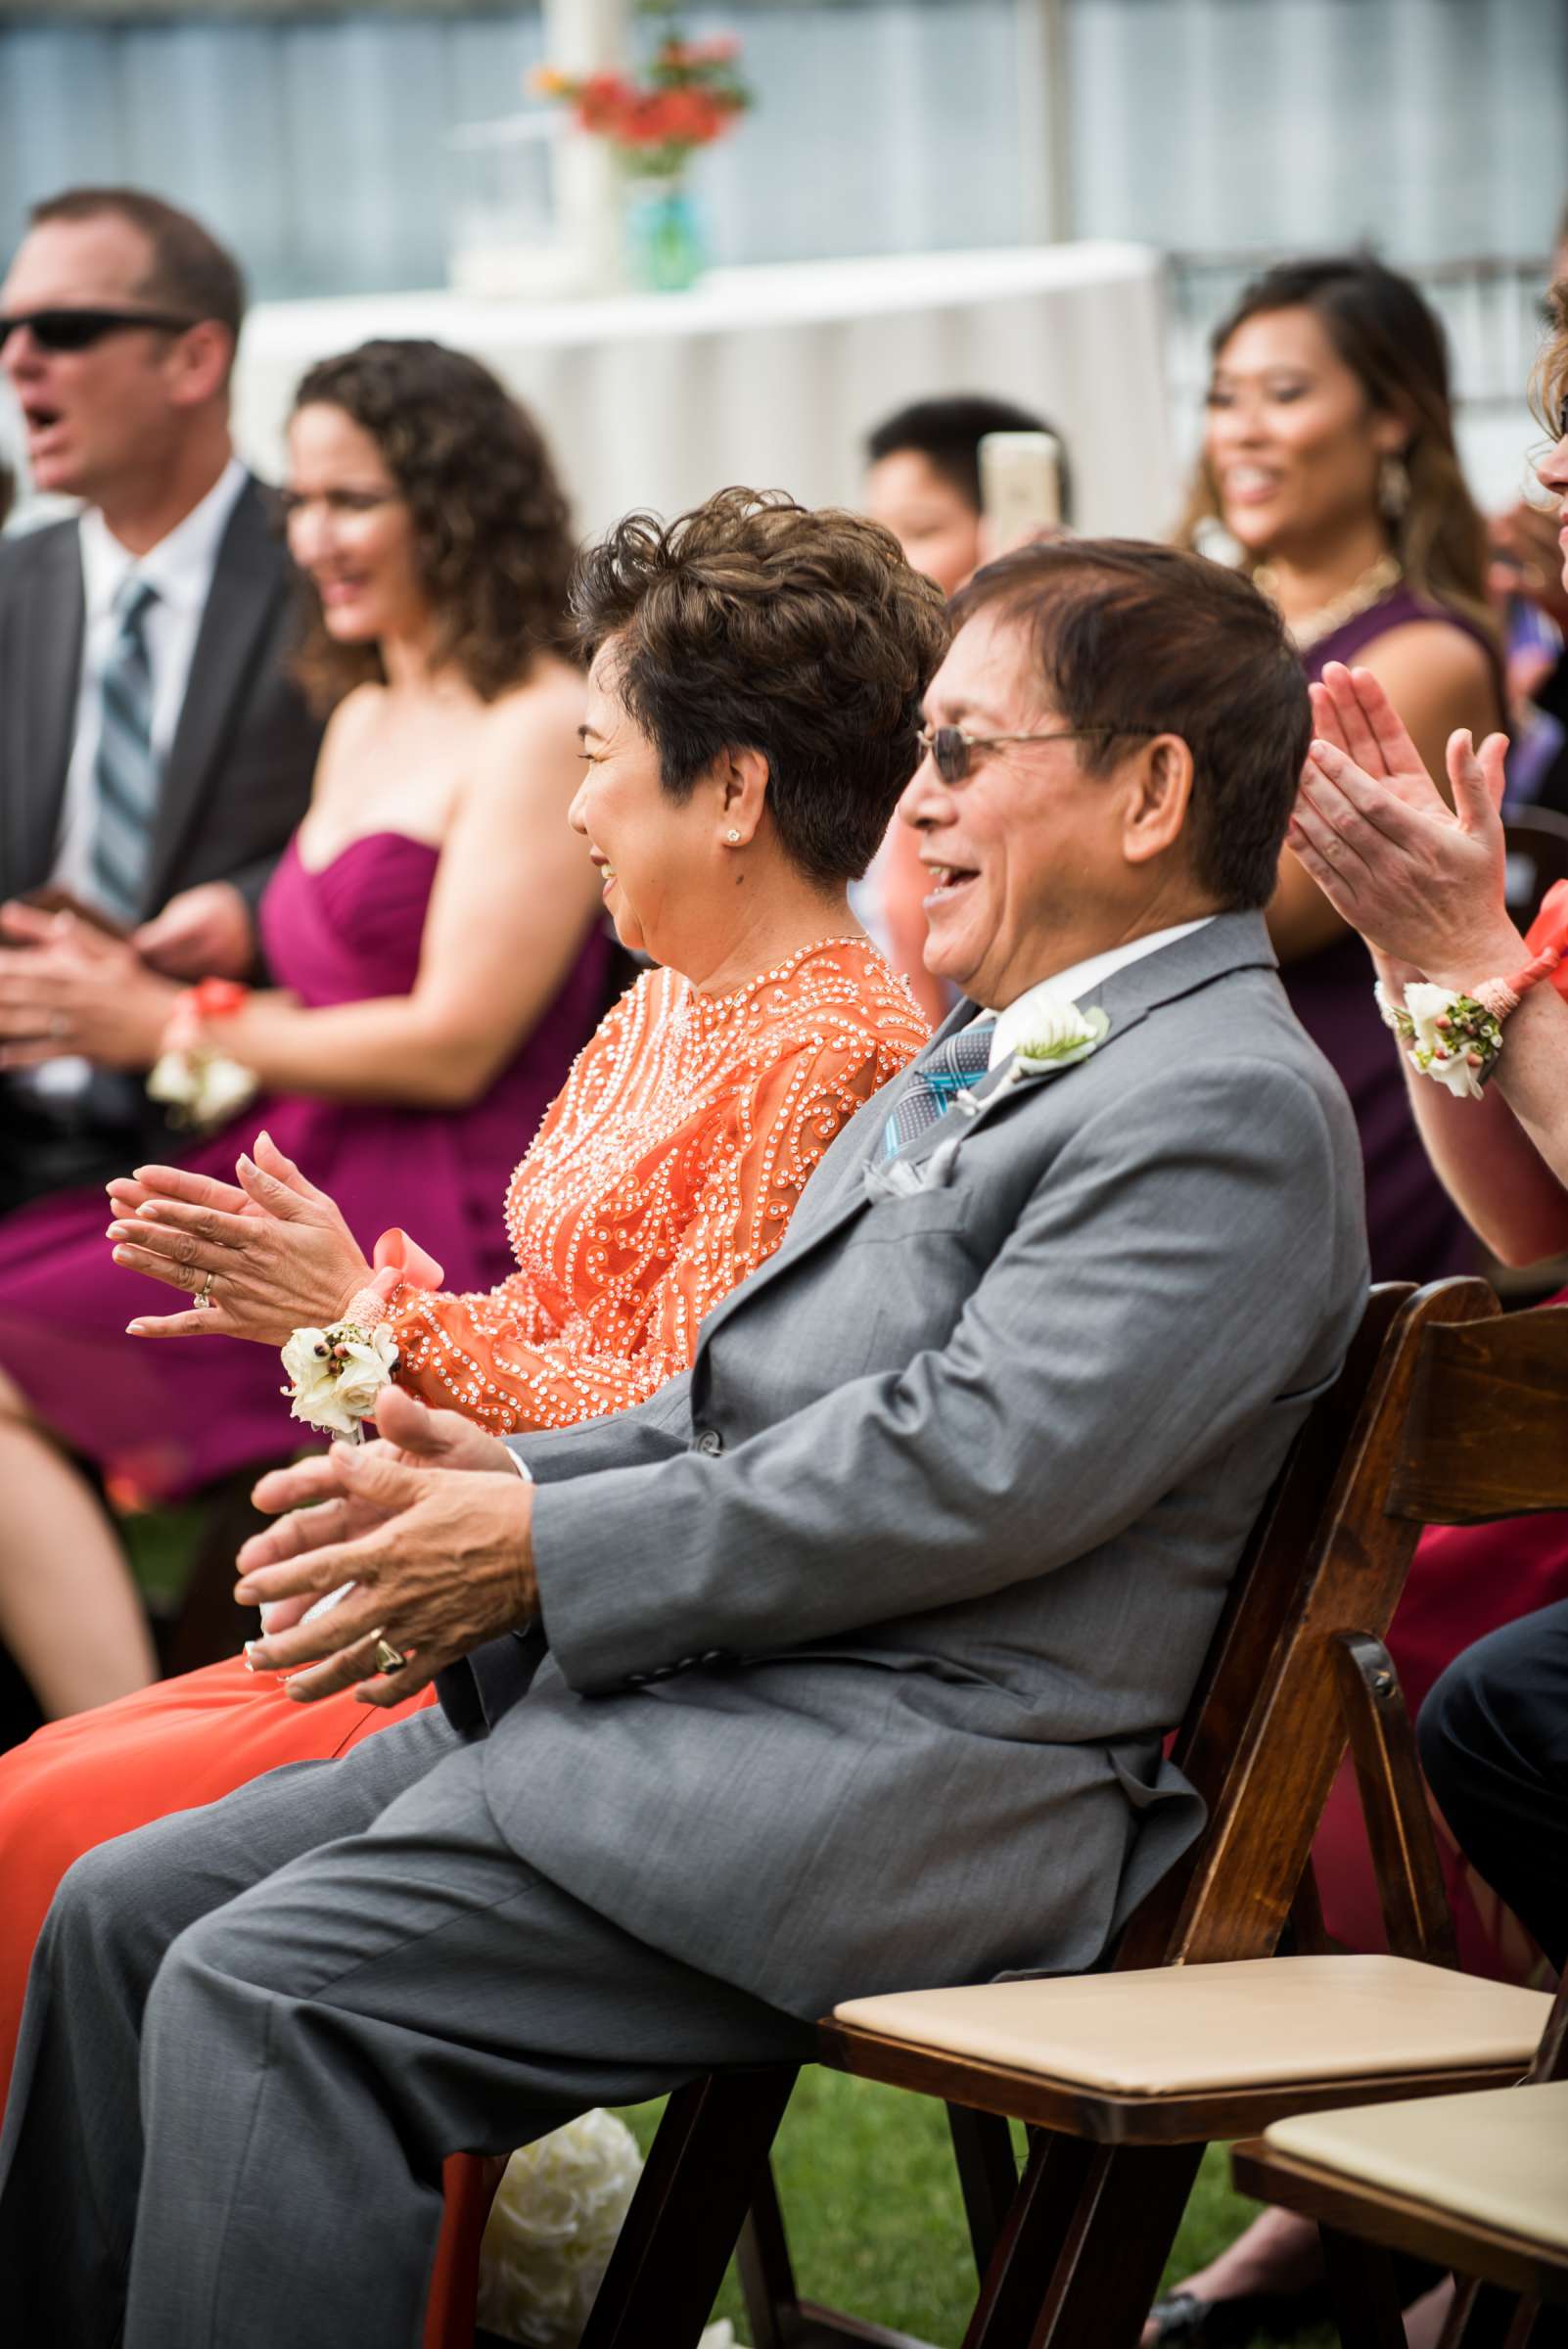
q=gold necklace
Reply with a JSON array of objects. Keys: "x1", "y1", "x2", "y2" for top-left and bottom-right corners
[{"x1": 1252, "y1": 551, "x2": 1403, "y2": 652}]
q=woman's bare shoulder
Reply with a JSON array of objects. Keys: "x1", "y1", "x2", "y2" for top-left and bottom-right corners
[{"x1": 480, "y1": 658, "x2": 587, "y2": 747}]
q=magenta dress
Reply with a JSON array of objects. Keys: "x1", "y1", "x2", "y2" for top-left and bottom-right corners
[
  {"x1": 0, "y1": 832, "x2": 610, "y2": 1501},
  {"x1": 1289, "y1": 590, "x2": 1499, "y2": 1283}
]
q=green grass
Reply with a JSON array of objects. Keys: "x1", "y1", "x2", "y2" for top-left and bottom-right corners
[
  {"x1": 123, "y1": 1517, "x2": 1325, "y2": 2347},
  {"x1": 619, "y1": 2074, "x2": 1336, "y2": 2346}
]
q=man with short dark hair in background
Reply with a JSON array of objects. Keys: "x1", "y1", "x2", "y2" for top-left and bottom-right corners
[{"x1": 0, "y1": 187, "x2": 319, "y2": 1214}]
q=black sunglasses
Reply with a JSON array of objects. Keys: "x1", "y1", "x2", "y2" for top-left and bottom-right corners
[
  {"x1": 918, "y1": 722, "x2": 1156, "y2": 785},
  {"x1": 0, "y1": 306, "x2": 200, "y2": 356}
]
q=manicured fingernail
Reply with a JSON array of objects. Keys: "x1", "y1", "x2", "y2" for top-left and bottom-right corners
[
  {"x1": 243, "y1": 1640, "x2": 267, "y2": 1671},
  {"x1": 238, "y1": 1154, "x2": 255, "y2": 1174},
  {"x1": 137, "y1": 1203, "x2": 163, "y2": 1219},
  {"x1": 113, "y1": 1248, "x2": 132, "y2": 1265},
  {"x1": 125, "y1": 1322, "x2": 145, "y2": 1335},
  {"x1": 234, "y1": 1580, "x2": 256, "y2": 1603}
]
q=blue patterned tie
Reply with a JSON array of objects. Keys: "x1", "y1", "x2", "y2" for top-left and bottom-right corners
[
  {"x1": 90, "y1": 576, "x2": 161, "y2": 922},
  {"x1": 882, "y1": 1020, "x2": 997, "y2": 1158}
]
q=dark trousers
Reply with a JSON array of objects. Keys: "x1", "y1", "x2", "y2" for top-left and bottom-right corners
[
  {"x1": 0, "y1": 1080, "x2": 148, "y2": 1218},
  {"x1": 1418, "y1": 1597, "x2": 1568, "y2": 1970}
]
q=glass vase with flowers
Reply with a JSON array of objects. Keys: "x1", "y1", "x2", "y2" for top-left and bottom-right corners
[{"x1": 531, "y1": 2, "x2": 752, "y2": 293}]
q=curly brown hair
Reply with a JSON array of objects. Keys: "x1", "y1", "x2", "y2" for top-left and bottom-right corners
[
  {"x1": 289, "y1": 340, "x2": 576, "y2": 710},
  {"x1": 571, "y1": 487, "x2": 949, "y2": 886},
  {"x1": 1533, "y1": 280, "x2": 1568, "y2": 445}
]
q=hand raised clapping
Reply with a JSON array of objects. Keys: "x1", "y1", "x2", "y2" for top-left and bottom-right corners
[
  {"x1": 1288, "y1": 662, "x2": 1526, "y2": 988},
  {"x1": 107, "y1": 1128, "x2": 373, "y2": 1343}
]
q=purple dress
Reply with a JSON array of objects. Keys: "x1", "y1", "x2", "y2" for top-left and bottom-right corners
[
  {"x1": 1290, "y1": 589, "x2": 1500, "y2": 1284},
  {"x1": 0, "y1": 831, "x2": 610, "y2": 1500}
]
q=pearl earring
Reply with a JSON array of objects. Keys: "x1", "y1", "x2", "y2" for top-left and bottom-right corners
[{"x1": 726, "y1": 828, "x2": 742, "y2": 844}]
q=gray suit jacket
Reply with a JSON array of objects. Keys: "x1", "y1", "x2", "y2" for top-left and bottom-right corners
[{"x1": 451, "y1": 914, "x2": 1367, "y2": 2018}]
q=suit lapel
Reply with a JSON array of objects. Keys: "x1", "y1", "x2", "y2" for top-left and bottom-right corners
[
  {"x1": 144, "y1": 479, "x2": 286, "y2": 914},
  {"x1": 695, "y1": 911, "x2": 1280, "y2": 1343},
  {"x1": 7, "y1": 525, "x2": 85, "y2": 895}
]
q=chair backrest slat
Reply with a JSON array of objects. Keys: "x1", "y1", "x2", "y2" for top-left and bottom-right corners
[
  {"x1": 1388, "y1": 1307, "x2": 1568, "y2": 1525},
  {"x1": 1118, "y1": 1278, "x2": 1500, "y2": 1972}
]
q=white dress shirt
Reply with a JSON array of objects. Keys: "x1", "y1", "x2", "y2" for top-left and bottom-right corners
[
  {"x1": 27, "y1": 454, "x2": 250, "y2": 1101},
  {"x1": 984, "y1": 917, "x2": 1215, "y2": 1067}
]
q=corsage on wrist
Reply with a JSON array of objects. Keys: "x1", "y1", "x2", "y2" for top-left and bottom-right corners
[
  {"x1": 1375, "y1": 946, "x2": 1560, "y2": 1100},
  {"x1": 279, "y1": 1228, "x2": 444, "y2": 1439},
  {"x1": 147, "y1": 979, "x2": 257, "y2": 1131}
]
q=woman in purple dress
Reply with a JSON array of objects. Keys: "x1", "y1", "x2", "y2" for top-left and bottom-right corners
[
  {"x1": 1181, "y1": 255, "x2": 1503, "y2": 1287},
  {"x1": 0, "y1": 342, "x2": 607, "y2": 1720},
  {"x1": 1149, "y1": 261, "x2": 1509, "y2": 2348}
]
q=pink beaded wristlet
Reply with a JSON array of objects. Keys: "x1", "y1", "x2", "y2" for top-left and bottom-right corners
[{"x1": 345, "y1": 1228, "x2": 445, "y2": 1329}]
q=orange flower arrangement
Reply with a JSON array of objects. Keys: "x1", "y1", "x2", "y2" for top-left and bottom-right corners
[{"x1": 531, "y1": 9, "x2": 751, "y2": 180}]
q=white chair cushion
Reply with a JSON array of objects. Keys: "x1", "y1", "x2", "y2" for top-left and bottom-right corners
[
  {"x1": 832, "y1": 1957, "x2": 1551, "y2": 2096},
  {"x1": 1266, "y1": 2080, "x2": 1568, "y2": 2254}
]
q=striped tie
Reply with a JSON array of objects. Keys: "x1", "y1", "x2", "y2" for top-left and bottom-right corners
[
  {"x1": 882, "y1": 1020, "x2": 997, "y2": 1158},
  {"x1": 90, "y1": 576, "x2": 161, "y2": 923}
]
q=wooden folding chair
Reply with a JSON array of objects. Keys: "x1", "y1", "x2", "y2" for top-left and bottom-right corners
[
  {"x1": 566, "y1": 1277, "x2": 1522, "y2": 2349},
  {"x1": 1233, "y1": 1977, "x2": 1568, "y2": 2349}
]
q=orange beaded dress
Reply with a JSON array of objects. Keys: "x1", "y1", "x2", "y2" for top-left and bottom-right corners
[{"x1": 0, "y1": 937, "x2": 926, "y2": 2110}]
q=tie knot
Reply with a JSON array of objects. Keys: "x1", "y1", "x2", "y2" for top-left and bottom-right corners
[
  {"x1": 881, "y1": 1019, "x2": 997, "y2": 1159},
  {"x1": 115, "y1": 576, "x2": 157, "y2": 632}
]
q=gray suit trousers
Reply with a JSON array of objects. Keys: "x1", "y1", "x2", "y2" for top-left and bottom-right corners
[{"x1": 0, "y1": 1706, "x2": 813, "y2": 2349}]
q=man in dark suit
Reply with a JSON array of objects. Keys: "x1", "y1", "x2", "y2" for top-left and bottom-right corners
[{"x1": 0, "y1": 187, "x2": 320, "y2": 1213}]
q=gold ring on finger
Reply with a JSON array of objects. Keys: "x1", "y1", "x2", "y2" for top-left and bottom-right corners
[
  {"x1": 193, "y1": 1268, "x2": 216, "y2": 1311},
  {"x1": 373, "y1": 1637, "x2": 408, "y2": 1675}
]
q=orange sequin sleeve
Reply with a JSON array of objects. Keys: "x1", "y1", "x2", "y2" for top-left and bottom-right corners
[{"x1": 384, "y1": 1029, "x2": 904, "y2": 1435}]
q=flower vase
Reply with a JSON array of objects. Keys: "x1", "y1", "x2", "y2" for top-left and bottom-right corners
[{"x1": 624, "y1": 176, "x2": 705, "y2": 293}]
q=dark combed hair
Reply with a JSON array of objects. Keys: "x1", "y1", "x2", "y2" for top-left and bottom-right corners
[
  {"x1": 28, "y1": 187, "x2": 246, "y2": 351},
  {"x1": 866, "y1": 393, "x2": 1075, "y2": 526},
  {"x1": 1180, "y1": 253, "x2": 1493, "y2": 640},
  {"x1": 571, "y1": 486, "x2": 950, "y2": 887},
  {"x1": 950, "y1": 538, "x2": 1310, "y2": 912},
  {"x1": 290, "y1": 340, "x2": 576, "y2": 710}
]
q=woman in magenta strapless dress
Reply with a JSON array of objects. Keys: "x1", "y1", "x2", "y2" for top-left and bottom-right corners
[
  {"x1": 0, "y1": 829, "x2": 607, "y2": 1496},
  {"x1": 0, "y1": 340, "x2": 607, "y2": 1723}
]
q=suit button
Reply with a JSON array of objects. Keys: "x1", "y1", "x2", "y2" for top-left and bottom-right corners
[
  {"x1": 693, "y1": 1427, "x2": 723, "y2": 1456},
  {"x1": 624, "y1": 1672, "x2": 651, "y2": 1687}
]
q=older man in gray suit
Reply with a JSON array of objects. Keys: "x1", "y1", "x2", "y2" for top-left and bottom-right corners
[{"x1": 0, "y1": 536, "x2": 1367, "y2": 2345}]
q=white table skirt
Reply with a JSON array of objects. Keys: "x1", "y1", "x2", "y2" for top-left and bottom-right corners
[{"x1": 231, "y1": 242, "x2": 1176, "y2": 541}]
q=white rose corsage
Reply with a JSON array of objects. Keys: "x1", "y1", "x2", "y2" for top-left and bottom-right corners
[
  {"x1": 280, "y1": 1319, "x2": 400, "y2": 1440},
  {"x1": 146, "y1": 980, "x2": 258, "y2": 1133},
  {"x1": 1375, "y1": 979, "x2": 1502, "y2": 1101},
  {"x1": 1011, "y1": 1001, "x2": 1110, "y2": 1078}
]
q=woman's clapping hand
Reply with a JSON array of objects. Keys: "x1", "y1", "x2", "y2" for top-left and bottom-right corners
[
  {"x1": 1288, "y1": 661, "x2": 1524, "y2": 988},
  {"x1": 107, "y1": 1129, "x2": 373, "y2": 1345}
]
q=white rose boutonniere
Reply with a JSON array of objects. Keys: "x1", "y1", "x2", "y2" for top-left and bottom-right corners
[
  {"x1": 1012, "y1": 1001, "x2": 1110, "y2": 1079},
  {"x1": 280, "y1": 1320, "x2": 400, "y2": 1440}
]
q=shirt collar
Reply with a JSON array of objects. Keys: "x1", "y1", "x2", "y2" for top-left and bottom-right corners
[
  {"x1": 79, "y1": 452, "x2": 249, "y2": 625},
  {"x1": 984, "y1": 916, "x2": 1216, "y2": 1068}
]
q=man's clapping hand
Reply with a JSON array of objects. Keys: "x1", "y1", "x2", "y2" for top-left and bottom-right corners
[
  {"x1": 235, "y1": 1384, "x2": 532, "y2": 1704},
  {"x1": 135, "y1": 881, "x2": 254, "y2": 982}
]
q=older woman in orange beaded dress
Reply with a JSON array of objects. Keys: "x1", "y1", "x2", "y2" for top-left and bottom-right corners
[{"x1": 0, "y1": 490, "x2": 945, "y2": 2128}]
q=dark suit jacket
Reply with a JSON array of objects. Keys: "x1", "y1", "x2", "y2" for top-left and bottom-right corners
[
  {"x1": 0, "y1": 475, "x2": 321, "y2": 1198},
  {"x1": 0, "y1": 473, "x2": 320, "y2": 927}
]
